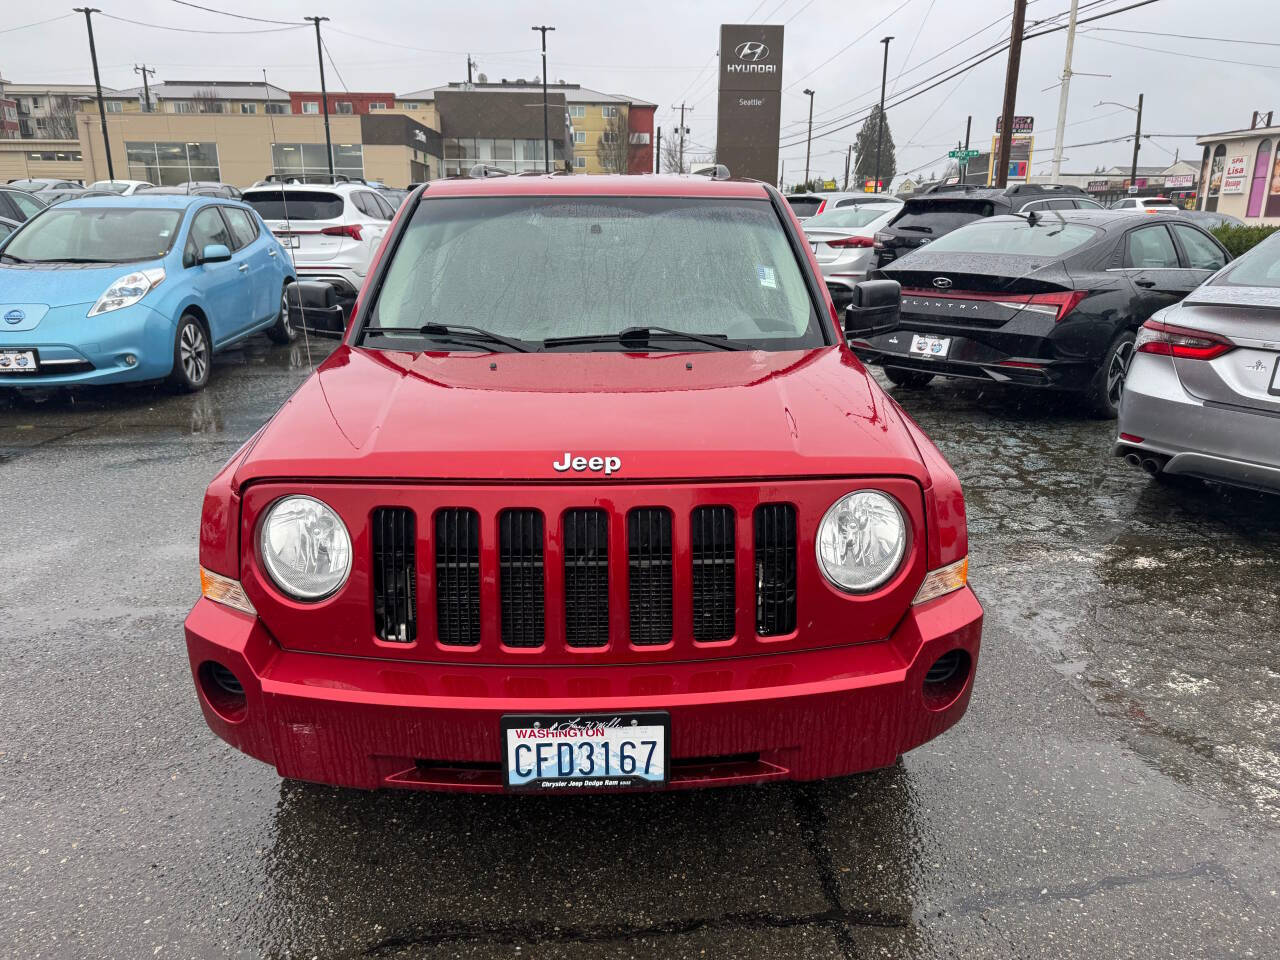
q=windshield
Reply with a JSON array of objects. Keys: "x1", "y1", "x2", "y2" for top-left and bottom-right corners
[
  {"x1": 921, "y1": 218, "x2": 1100, "y2": 257},
  {"x1": 90, "y1": 181, "x2": 130, "y2": 194},
  {"x1": 892, "y1": 200, "x2": 994, "y2": 234},
  {"x1": 243, "y1": 190, "x2": 343, "y2": 221},
  {"x1": 804, "y1": 205, "x2": 897, "y2": 230},
  {"x1": 364, "y1": 195, "x2": 823, "y2": 351},
  {"x1": 2, "y1": 207, "x2": 182, "y2": 263},
  {"x1": 8, "y1": 180, "x2": 49, "y2": 192},
  {"x1": 1211, "y1": 233, "x2": 1280, "y2": 288},
  {"x1": 786, "y1": 196, "x2": 823, "y2": 218}
]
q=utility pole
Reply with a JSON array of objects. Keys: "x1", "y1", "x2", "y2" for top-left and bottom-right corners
[
  {"x1": 802, "y1": 89, "x2": 815, "y2": 186},
  {"x1": 74, "y1": 7, "x2": 114, "y2": 180},
  {"x1": 673, "y1": 102, "x2": 691, "y2": 172},
  {"x1": 874, "y1": 36, "x2": 893, "y2": 193},
  {"x1": 134, "y1": 64, "x2": 156, "y2": 114},
  {"x1": 466, "y1": 55, "x2": 475, "y2": 86},
  {"x1": 1050, "y1": 0, "x2": 1079, "y2": 183},
  {"x1": 843, "y1": 144, "x2": 852, "y2": 190},
  {"x1": 532, "y1": 25, "x2": 555, "y2": 173},
  {"x1": 963, "y1": 114, "x2": 972, "y2": 182},
  {"x1": 305, "y1": 16, "x2": 334, "y2": 181},
  {"x1": 995, "y1": 0, "x2": 1028, "y2": 188},
  {"x1": 1130, "y1": 93, "x2": 1144, "y2": 186},
  {"x1": 654, "y1": 127, "x2": 661, "y2": 173}
]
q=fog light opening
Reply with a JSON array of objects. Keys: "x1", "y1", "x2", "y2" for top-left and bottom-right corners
[
  {"x1": 922, "y1": 649, "x2": 971, "y2": 711},
  {"x1": 198, "y1": 660, "x2": 247, "y2": 723}
]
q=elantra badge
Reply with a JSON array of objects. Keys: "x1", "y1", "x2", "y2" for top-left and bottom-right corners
[{"x1": 554, "y1": 453, "x2": 621, "y2": 476}]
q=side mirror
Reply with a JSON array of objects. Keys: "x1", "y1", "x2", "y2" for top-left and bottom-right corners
[
  {"x1": 199, "y1": 243, "x2": 232, "y2": 264},
  {"x1": 844, "y1": 278, "x2": 901, "y2": 341},
  {"x1": 285, "y1": 280, "x2": 346, "y2": 339}
]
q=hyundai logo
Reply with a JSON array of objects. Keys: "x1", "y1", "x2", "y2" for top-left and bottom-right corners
[
  {"x1": 734, "y1": 41, "x2": 770, "y2": 62},
  {"x1": 932, "y1": 277, "x2": 952, "y2": 289},
  {"x1": 4, "y1": 308, "x2": 24, "y2": 324}
]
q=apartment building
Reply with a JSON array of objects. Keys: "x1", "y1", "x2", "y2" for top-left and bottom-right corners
[
  {"x1": 0, "y1": 81, "x2": 136, "y2": 138},
  {"x1": 118, "y1": 80, "x2": 293, "y2": 117}
]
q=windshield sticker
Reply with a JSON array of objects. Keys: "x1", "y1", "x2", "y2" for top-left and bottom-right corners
[{"x1": 757, "y1": 264, "x2": 777, "y2": 289}]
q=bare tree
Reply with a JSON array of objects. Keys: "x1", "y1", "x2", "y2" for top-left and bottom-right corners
[
  {"x1": 193, "y1": 88, "x2": 222, "y2": 114},
  {"x1": 40, "y1": 95, "x2": 79, "y2": 139},
  {"x1": 595, "y1": 109, "x2": 629, "y2": 174},
  {"x1": 660, "y1": 134, "x2": 686, "y2": 174}
]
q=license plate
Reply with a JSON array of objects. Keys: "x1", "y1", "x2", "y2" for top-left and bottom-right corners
[
  {"x1": 276, "y1": 233, "x2": 300, "y2": 248},
  {"x1": 502, "y1": 713, "x2": 669, "y2": 791},
  {"x1": 909, "y1": 334, "x2": 951, "y2": 358},
  {"x1": 0, "y1": 349, "x2": 37, "y2": 373}
]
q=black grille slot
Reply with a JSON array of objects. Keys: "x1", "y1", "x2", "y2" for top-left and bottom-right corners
[
  {"x1": 628, "y1": 508, "x2": 673, "y2": 646},
  {"x1": 691, "y1": 506, "x2": 736, "y2": 642},
  {"x1": 499, "y1": 510, "x2": 545, "y2": 648},
  {"x1": 564, "y1": 509, "x2": 609, "y2": 648},
  {"x1": 435, "y1": 508, "x2": 480, "y2": 646},
  {"x1": 373, "y1": 507, "x2": 417, "y2": 643},
  {"x1": 754, "y1": 503, "x2": 797, "y2": 636}
]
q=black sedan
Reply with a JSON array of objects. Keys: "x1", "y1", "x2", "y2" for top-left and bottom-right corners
[{"x1": 856, "y1": 211, "x2": 1231, "y2": 417}]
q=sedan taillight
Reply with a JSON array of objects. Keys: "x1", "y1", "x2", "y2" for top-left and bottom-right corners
[
  {"x1": 1135, "y1": 319, "x2": 1234, "y2": 360},
  {"x1": 825, "y1": 236, "x2": 875, "y2": 248},
  {"x1": 320, "y1": 223, "x2": 363, "y2": 241}
]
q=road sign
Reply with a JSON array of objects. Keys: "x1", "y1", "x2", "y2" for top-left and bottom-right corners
[
  {"x1": 948, "y1": 149, "x2": 979, "y2": 160},
  {"x1": 822, "y1": 179, "x2": 837, "y2": 190}
]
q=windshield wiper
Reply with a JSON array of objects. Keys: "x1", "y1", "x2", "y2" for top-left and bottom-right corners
[
  {"x1": 899, "y1": 225, "x2": 934, "y2": 234},
  {"x1": 543, "y1": 326, "x2": 742, "y2": 351},
  {"x1": 364, "y1": 322, "x2": 532, "y2": 352},
  {"x1": 0, "y1": 254, "x2": 26, "y2": 264}
]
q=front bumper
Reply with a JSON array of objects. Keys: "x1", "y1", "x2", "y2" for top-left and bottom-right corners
[
  {"x1": 1117, "y1": 354, "x2": 1280, "y2": 493},
  {"x1": 184, "y1": 587, "x2": 983, "y2": 792},
  {"x1": 0, "y1": 301, "x2": 175, "y2": 387}
]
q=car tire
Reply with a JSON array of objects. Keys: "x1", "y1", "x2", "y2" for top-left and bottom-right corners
[
  {"x1": 265, "y1": 286, "x2": 297, "y2": 345},
  {"x1": 168, "y1": 314, "x2": 211, "y2": 393},
  {"x1": 884, "y1": 367, "x2": 936, "y2": 388},
  {"x1": 1083, "y1": 330, "x2": 1135, "y2": 419}
]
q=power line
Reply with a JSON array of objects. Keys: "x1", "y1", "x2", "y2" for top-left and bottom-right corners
[
  {"x1": 784, "y1": 0, "x2": 818, "y2": 25},
  {"x1": 323, "y1": 25, "x2": 533, "y2": 56},
  {"x1": 0, "y1": 13, "x2": 76, "y2": 34},
  {"x1": 320, "y1": 37, "x2": 349, "y2": 93},
  {"x1": 95, "y1": 12, "x2": 306, "y2": 34},
  {"x1": 786, "y1": 0, "x2": 915, "y2": 90},
  {"x1": 1080, "y1": 33, "x2": 1280, "y2": 69},
  {"x1": 166, "y1": 0, "x2": 300, "y2": 25},
  {"x1": 777, "y1": 0, "x2": 1168, "y2": 149},
  {"x1": 888, "y1": 0, "x2": 935, "y2": 95},
  {"x1": 1088, "y1": 26, "x2": 1280, "y2": 47}
]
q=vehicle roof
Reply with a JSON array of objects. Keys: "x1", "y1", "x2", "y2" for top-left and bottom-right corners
[
  {"x1": 418, "y1": 174, "x2": 772, "y2": 199},
  {"x1": 982, "y1": 210, "x2": 1199, "y2": 230},
  {"x1": 52, "y1": 194, "x2": 220, "y2": 210},
  {"x1": 242, "y1": 181, "x2": 368, "y2": 193}
]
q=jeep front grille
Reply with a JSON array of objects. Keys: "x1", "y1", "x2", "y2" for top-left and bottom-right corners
[
  {"x1": 754, "y1": 503, "x2": 797, "y2": 636},
  {"x1": 499, "y1": 509, "x2": 545, "y2": 648},
  {"x1": 627, "y1": 508, "x2": 673, "y2": 646},
  {"x1": 435, "y1": 508, "x2": 480, "y2": 646},
  {"x1": 691, "y1": 506, "x2": 736, "y2": 642},
  {"x1": 372, "y1": 507, "x2": 417, "y2": 643},
  {"x1": 563, "y1": 508, "x2": 610, "y2": 648}
]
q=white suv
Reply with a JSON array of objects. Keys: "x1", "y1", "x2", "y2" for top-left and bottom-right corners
[{"x1": 241, "y1": 182, "x2": 398, "y2": 298}]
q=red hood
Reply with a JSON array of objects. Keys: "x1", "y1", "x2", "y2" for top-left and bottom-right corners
[{"x1": 233, "y1": 345, "x2": 928, "y2": 486}]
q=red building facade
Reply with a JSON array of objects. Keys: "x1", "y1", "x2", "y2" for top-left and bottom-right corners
[
  {"x1": 627, "y1": 104, "x2": 655, "y2": 175},
  {"x1": 288, "y1": 92, "x2": 397, "y2": 116}
]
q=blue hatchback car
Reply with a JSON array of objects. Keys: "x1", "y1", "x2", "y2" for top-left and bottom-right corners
[{"x1": 0, "y1": 195, "x2": 295, "y2": 391}]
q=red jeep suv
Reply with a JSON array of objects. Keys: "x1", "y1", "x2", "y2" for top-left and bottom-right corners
[{"x1": 184, "y1": 173, "x2": 982, "y2": 793}]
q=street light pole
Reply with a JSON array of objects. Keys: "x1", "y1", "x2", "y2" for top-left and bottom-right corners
[
  {"x1": 802, "y1": 89, "x2": 815, "y2": 186},
  {"x1": 74, "y1": 7, "x2": 114, "y2": 181},
  {"x1": 874, "y1": 37, "x2": 893, "y2": 193},
  {"x1": 1049, "y1": 0, "x2": 1079, "y2": 184},
  {"x1": 532, "y1": 25, "x2": 556, "y2": 173},
  {"x1": 1130, "y1": 93, "x2": 1144, "y2": 186},
  {"x1": 305, "y1": 16, "x2": 333, "y2": 181}
]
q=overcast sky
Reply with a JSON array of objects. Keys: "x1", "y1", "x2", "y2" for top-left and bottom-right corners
[{"x1": 5, "y1": 0, "x2": 1278, "y2": 184}]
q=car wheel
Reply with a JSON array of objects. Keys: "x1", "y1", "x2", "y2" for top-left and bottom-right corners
[
  {"x1": 883, "y1": 367, "x2": 936, "y2": 388},
  {"x1": 168, "y1": 315, "x2": 211, "y2": 392},
  {"x1": 1083, "y1": 330, "x2": 1135, "y2": 419},
  {"x1": 265, "y1": 286, "x2": 298, "y2": 345}
]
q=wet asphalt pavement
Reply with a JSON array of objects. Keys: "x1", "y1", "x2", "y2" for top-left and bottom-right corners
[{"x1": 1, "y1": 337, "x2": 1278, "y2": 959}]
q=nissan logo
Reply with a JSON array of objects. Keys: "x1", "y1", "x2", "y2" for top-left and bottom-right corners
[
  {"x1": 3, "y1": 308, "x2": 24, "y2": 324},
  {"x1": 932, "y1": 277, "x2": 952, "y2": 288},
  {"x1": 734, "y1": 41, "x2": 770, "y2": 62}
]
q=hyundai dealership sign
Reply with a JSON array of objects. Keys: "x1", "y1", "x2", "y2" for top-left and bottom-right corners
[{"x1": 717, "y1": 24, "x2": 784, "y2": 185}]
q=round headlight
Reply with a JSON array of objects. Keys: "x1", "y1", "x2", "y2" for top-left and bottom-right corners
[
  {"x1": 816, "y1": 490, "x2": 907, "y2": 593},
  {"x1": 259, "y1": 495, "x2": 352, "y2": 600}
]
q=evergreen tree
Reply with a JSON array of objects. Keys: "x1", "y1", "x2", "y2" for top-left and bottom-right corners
[{"x1": 853, "y1": 105, "x2": 897, "y2": 189}]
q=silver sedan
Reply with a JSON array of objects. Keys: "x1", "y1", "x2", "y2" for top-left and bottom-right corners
[
  {"x1": 803, "y1": 202, "x2": 902, "y2": 311},
  {"x1": 1117, "y1": 231, "x2": 1280, "y2": 493}
]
